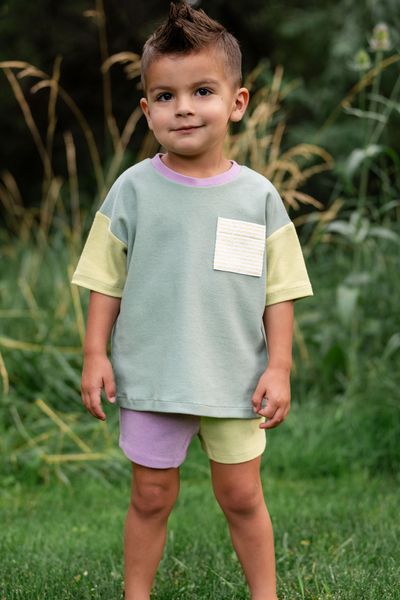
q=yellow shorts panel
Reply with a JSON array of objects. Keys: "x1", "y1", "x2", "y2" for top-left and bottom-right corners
[{"x1": 198, "y1": 415, "x2": 266, "y2": 464}]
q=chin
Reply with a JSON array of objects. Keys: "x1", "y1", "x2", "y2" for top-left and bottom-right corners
[{"x1": 168, "y1": 147, "x2": 205, "y2": 157}]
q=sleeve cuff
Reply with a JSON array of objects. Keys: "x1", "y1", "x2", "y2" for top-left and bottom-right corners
[
  {"x1": 266, "y1": 283, "x2": 314, "y2": 306},
  {"x1": 71, "y1": 274, "x2": 124, "y2": 298}
]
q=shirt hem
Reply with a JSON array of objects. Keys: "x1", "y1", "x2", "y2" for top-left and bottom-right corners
[{"x1": 116, "y1": 396, "x2": 260, "y2": 419}]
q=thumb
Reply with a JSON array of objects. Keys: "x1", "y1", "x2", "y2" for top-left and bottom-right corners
[{"x1": 103, "y1": 370, "x2": 117, "y2": 404}]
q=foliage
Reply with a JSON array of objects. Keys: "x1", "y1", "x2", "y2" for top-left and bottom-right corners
[
  {"x1": 228, "y1": 63, "x2": 332, "y2": 210},
  {"x1": 1, "y1": 8, "x2": 399, "y2": 600},
  {"x1": 0, "y1": 3, "x2": 399, "y2": 487},
  {"x1": 1, "y1": 0, "x2": 400, "y2": 208}
]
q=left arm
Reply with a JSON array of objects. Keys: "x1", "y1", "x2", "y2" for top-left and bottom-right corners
[{"x1": 252, "y1": 300, "x2": 294, "y2": 429}]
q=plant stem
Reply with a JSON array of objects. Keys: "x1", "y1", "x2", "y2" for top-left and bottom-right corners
[{"x1": 358, "y1": 50, "x2": 383, "y2": 214}]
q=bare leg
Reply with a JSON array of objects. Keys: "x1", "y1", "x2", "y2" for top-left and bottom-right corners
[
  {"x1": 123, "y1": 462, "x2": 180, "y2": 600},
  {"x1": 210, "y1": 456, "x2": 278, "y2": 600}
]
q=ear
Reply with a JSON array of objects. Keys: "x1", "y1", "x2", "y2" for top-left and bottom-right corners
[
  {"x1": 230, "y1": 87, "x2": 250, "y2": 123},
  {"x1": 140, "y1": 97, "x2": 153, "y2": 130}
]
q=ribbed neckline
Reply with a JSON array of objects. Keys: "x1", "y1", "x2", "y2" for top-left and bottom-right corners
[{"x1": 150, "y1": 153, "x2": 241, "y2": 187}]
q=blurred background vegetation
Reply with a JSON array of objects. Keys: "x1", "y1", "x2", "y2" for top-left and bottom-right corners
[
  {"x1": 1, "y1": 0, "x2": 400, "y2": 211},
  {"x1": 1, "y1": 1, "x2": 400, "y2": 598},
  {"x1": 0, "y1": 0, "x2": 399, "y2": 488}
]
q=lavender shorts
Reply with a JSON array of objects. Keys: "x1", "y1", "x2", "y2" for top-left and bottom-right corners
[{"x1": 119, "y1": 408, "x2": 266, "y2": 469}]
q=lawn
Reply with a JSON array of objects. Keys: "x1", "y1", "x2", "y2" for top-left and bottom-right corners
[{"x1": 1, "y1": 436, "x2": 399, "y2": 600}]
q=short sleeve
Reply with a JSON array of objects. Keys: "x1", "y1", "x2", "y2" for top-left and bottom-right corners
[
  {"x1": 70, "y1": 177, "x2": 131, "y2": 297},
  {"x1": 265, "y1": 183, "x2": 313, "y2": 306}
]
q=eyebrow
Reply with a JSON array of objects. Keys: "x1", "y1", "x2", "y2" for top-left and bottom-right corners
[{"x1": 148, "y1": 79, "x2": 220, "y2": 94}]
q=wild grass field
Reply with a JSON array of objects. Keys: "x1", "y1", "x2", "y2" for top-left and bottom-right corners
[
  {"x1": 1, "y1": 429, "x2": 400, "y2": 600},
  {"x1": 1, "y1": 241, "x2": 399, "y2": 599},
  {"x1": 1, "y1": 6, "x2": 399, "y2": 599}
]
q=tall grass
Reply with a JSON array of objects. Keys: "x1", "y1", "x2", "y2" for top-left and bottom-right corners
[
  {"x1": 0, "y1": 5, "x2": 331, "y2": 483},
  {"x1": 0, "y1": 8, "x2": 399, "y2": 484}
]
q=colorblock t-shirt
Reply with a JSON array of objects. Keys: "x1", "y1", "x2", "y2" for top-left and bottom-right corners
[{"x1": 71, "y1": 155, "x2": 313, "y2": 418}]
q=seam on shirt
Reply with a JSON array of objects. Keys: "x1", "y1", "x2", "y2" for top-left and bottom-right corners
[
  {"x1": 266, "y1": 221, "x2": 294, "y2": 241},
  {"x1": 117, "y1": 396, "x2": 260, "y2": 412},
  {"x1": 117, "y1": 396, "x2": 248, "y2": 408},
  {"x1": 96, "y1": 211, "x2": 128, "y2": 248}
]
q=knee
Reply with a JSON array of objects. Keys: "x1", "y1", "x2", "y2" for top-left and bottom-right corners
[
  {"x1": 214, "y1": 482, "x2": 262, "y2": 517},
  {"x1": 131, "y1": 480, "x2": 179, "y2": 519}
]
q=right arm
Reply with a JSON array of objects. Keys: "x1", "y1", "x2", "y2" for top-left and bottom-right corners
[{"x1": 81, "y1": 291, "x2": 121, "y2": 420}]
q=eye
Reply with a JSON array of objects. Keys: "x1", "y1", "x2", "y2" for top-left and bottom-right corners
[
  {"x1": 196, "y1": 88, "x2": 212, "y2": 96},
  {"x1": 156, "y1": 92, "x2": 173, "y2": 102}
]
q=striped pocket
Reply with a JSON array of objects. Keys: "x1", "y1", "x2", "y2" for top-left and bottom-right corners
[{"x1": 213, "y1": 217, "x2": 266, "y2": 277}]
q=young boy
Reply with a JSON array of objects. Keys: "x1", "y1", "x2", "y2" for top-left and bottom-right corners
[{"x1": 71, "y1": 3, "x2": 313, "y2": 599}]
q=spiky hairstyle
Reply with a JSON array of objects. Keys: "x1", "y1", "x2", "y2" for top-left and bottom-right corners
[{"x1": 141, "y1": 2, "x2": 242, "y2": 91}]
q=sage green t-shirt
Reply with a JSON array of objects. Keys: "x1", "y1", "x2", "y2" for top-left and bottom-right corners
[{"x1": 71, "y1": 155, "x2": 313, "y2": 418}]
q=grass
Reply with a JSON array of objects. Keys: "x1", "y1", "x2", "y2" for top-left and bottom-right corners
[
  {"x1": 1, "y1": 237, "x2": 399, "y2": 599},
  {"x1": 1, "y1": 10, "x2": 399, "y2": 599},
  {"x1": 1, "y1": 231, "x2": 399, "y2": 598},
  {"x1": 1, "y1": 435, "x2": 399, "y2": 600}
]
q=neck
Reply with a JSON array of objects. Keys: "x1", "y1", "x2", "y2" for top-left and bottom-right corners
[{"x1": 161, "y1": 151, "x2": 231, "y2": 178}]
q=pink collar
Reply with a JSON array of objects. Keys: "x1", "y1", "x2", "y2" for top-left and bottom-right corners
[{"x1": 150, "y1": 153, "x2": 241, "y2": 187}]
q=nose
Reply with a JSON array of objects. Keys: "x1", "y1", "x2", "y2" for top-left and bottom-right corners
[{"x1": 175, "y1": 95, "x2": 194, "y2": 117}]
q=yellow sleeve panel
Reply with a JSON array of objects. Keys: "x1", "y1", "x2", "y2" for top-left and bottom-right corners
[
  {"x1": 266, "y1": 222, "x2": 313, "y2": 306},
  {"x1": 70, "y1": 211, "x2": 127, "y2": 297}
]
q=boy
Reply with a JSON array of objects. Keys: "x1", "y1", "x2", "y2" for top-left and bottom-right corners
[{"x1": 71, "y1": 3, "x2": 313, "y2": 599}]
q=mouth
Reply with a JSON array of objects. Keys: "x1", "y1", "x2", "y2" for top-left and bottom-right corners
[{"x1": 172, "y1": 125, "x2": 204, "y2": 132}]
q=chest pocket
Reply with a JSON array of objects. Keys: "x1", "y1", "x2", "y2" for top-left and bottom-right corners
[{"x1": 213, "y1": 217, "x2": 266, "y2": 277}]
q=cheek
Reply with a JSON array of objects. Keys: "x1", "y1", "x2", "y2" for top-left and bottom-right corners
[
  {"x1": 204, "y1": 99, "x2": 232, "y2": 121},
  {"x1": 210, "y1": 110, "x2": 231, "y2": 129},
  {"x1": 149, "y1": 109, "x2": 170, "y2": 129}
]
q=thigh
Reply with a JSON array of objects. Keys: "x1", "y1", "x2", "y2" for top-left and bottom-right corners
[
  {"x1": 119, "y1": 408, "x2": 200, "y2": 469},
  {"x1": 198, "y1": 416, "x2": 266, "y2": 464}
]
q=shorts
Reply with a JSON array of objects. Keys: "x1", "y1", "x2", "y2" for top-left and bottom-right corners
[{"x1": 119, "y1": 408, "x2": 266, "y2": 469}]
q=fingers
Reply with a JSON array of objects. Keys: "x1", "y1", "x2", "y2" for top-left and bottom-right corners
[
  {"x1": 260, "y1": 406, "x2": 285, "y2": 429},
  {"x1": 251, "y1": 381, "x2": 267, "y2": 413},
  {"x1": 81, "y1": 386, "x2": 106, "y2": 420},
  {"x1": 257, "y1": 399, "x2": 289, "y2": 429},
  {"x1": 80, "y1": 356, "x2": 117, "y2": 420}
]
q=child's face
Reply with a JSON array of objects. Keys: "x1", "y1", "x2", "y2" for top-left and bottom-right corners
[{"x1": 140, "y1": 47, "x2": 248, "y2": 163}]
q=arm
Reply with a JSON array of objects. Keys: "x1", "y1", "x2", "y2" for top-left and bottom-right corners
[
  {"x1": 81, "y1": 291, "x2": 121, "y2": 420},
  {"x1": 252, "y1": 300, "x2": 294, "y2": 429}
]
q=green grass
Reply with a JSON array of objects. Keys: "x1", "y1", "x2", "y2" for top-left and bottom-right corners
[
  {"x1": 1, "y1": 437, "x2": 399, "y2": 600},
  {"x1": 1, "y1": 172, "x2": 399, "y2": 600},
  {"x1": 1, "y1": 22, "x2": 399, "y2": 599}
]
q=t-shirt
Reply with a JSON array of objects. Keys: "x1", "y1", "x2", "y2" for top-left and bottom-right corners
[{"x1": 71, "y1": 154, "x2": 313, "y2": 418}]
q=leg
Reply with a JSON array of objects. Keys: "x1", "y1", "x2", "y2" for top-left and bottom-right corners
[
  {"x1": 124, "y1": 462, "x2": 180, "y2": 600},
  {"x1": 210, "y1": 456, "x2": 278, "y2": 600}
]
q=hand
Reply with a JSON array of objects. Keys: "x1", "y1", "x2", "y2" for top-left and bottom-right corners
[
  {"x1": 251, "y1": 367, "x2": 291, "y2": 429},
  {"x1": 81, "y1": 353, "x2": 117, "y2": 420}
]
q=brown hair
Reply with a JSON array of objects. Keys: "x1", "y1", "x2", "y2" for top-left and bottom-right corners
[{"x1": 141, "y1": 2, "x2": 242, "y2": 91}]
